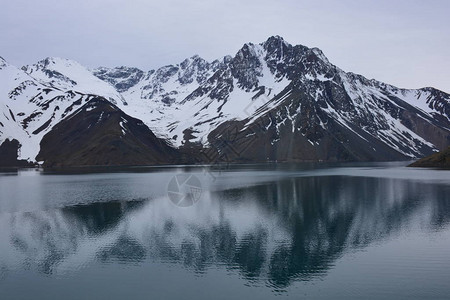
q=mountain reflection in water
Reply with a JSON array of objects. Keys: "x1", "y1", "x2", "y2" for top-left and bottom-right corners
[{"x1": 0, "y1": 164, "x2": 449, "y2": 294}]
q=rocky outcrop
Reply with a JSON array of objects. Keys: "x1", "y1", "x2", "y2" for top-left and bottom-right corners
[
  {"x1": 0, "y1": 139, "x2": 34, "y2": 167},
  {"x1": 408, "y1": 147, "x2": 450, "y2": 168}
]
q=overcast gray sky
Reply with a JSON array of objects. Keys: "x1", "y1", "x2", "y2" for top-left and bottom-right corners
[{"x1": 1, "y1": 0, "x2": 449, "y2": 92}]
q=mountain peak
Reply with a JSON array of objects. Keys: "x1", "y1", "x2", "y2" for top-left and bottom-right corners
[
  {"x1": 21, "y1": 57, "x2": 86, "y2": 76},
  {"x1": 263, "y1": 35, "x2": 293, "y2": 50},
  {"x1": 264, "y1": 35, "x2": 288, "y2": 45},
  {"x1": 190, "y1": 54, "x2": 202, "y2": 60},
  {"x1": 179, "y1": 54, "x2": 208, "y2": 70},
  {"x1": 37, "y1": 57, "x2": 82, "y2": 69},
  {"x1": 19, "y1": 56, "x2": 126, "y2": 105}
]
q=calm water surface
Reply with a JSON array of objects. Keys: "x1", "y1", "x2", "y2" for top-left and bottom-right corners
[{"x1": 0, "y1": 162, "x2": 449, "y2": 299}]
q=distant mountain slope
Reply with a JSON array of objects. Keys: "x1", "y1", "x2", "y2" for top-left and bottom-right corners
[
  {"x1": 408, "y1": 147, "x2": 450, "y2": 168},
  {"x1": 1, "y1": 36, "x2": 449, "y2": 166}
]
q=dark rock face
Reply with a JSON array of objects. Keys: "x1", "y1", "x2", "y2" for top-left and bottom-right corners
[
  {"x1": 229, "y1": 43, "x2": 263, "y2": 91},
  {"x1": 204, "y1": 104, "x2": 409, "y2": 164},
  {"x1": 36, "y1": 98, "x2": 181, "y2": 167},
  {"x1": 408, "y1": 147, "x2": 450, "y2": 168},
  {"x1": 184, "y1": 68, "x2": 234, "y2": 102},
  {"x1": 0, "y1": 139, "x2": 34, "y2": 167},
  {"x1": 178, "y1": 55, "x2": 210, "y2": 84},
  {"x1": 199, "y1": 84, "x2": 449, "y2": 163},
  {"x1": 93, "y1": 67, "x2": 145, "y2": 92},
  {"x1": 420, "y1": 87, "x2": 450, "y2": 117}
]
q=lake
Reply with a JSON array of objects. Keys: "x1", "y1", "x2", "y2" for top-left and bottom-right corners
[{"x1": 0, "y1": 162, "x2": 449, "y2": 299}]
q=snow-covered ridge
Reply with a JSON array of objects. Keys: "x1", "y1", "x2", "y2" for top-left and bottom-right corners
[{"x1": 22, "y1": 57, "x2": 127, "y2": 105}]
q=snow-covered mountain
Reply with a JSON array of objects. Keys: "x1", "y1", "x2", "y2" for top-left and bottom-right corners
[
  {"x1": 0, "y1": 56, "x2": 96, "y2": 162},
  {"x1": 1, "y1": 36, "x2": 449, "y2": 166}
]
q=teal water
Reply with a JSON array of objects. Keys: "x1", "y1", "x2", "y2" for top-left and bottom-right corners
[{"x1": 0, "y1": 162, "x2": 449, "y2": 299}]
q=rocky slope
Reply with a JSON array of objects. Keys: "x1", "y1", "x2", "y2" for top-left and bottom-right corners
[
  {"x1": 36, "y1": 97, "x2": 181, "y2": 167},
  {"x1": 1, "y1": 36, "x2": 449, "y2": 166}
]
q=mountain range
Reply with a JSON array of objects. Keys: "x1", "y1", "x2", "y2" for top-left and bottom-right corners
[{"x1": 1, "y1": 36, "x2": 449, "y2": 167}]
